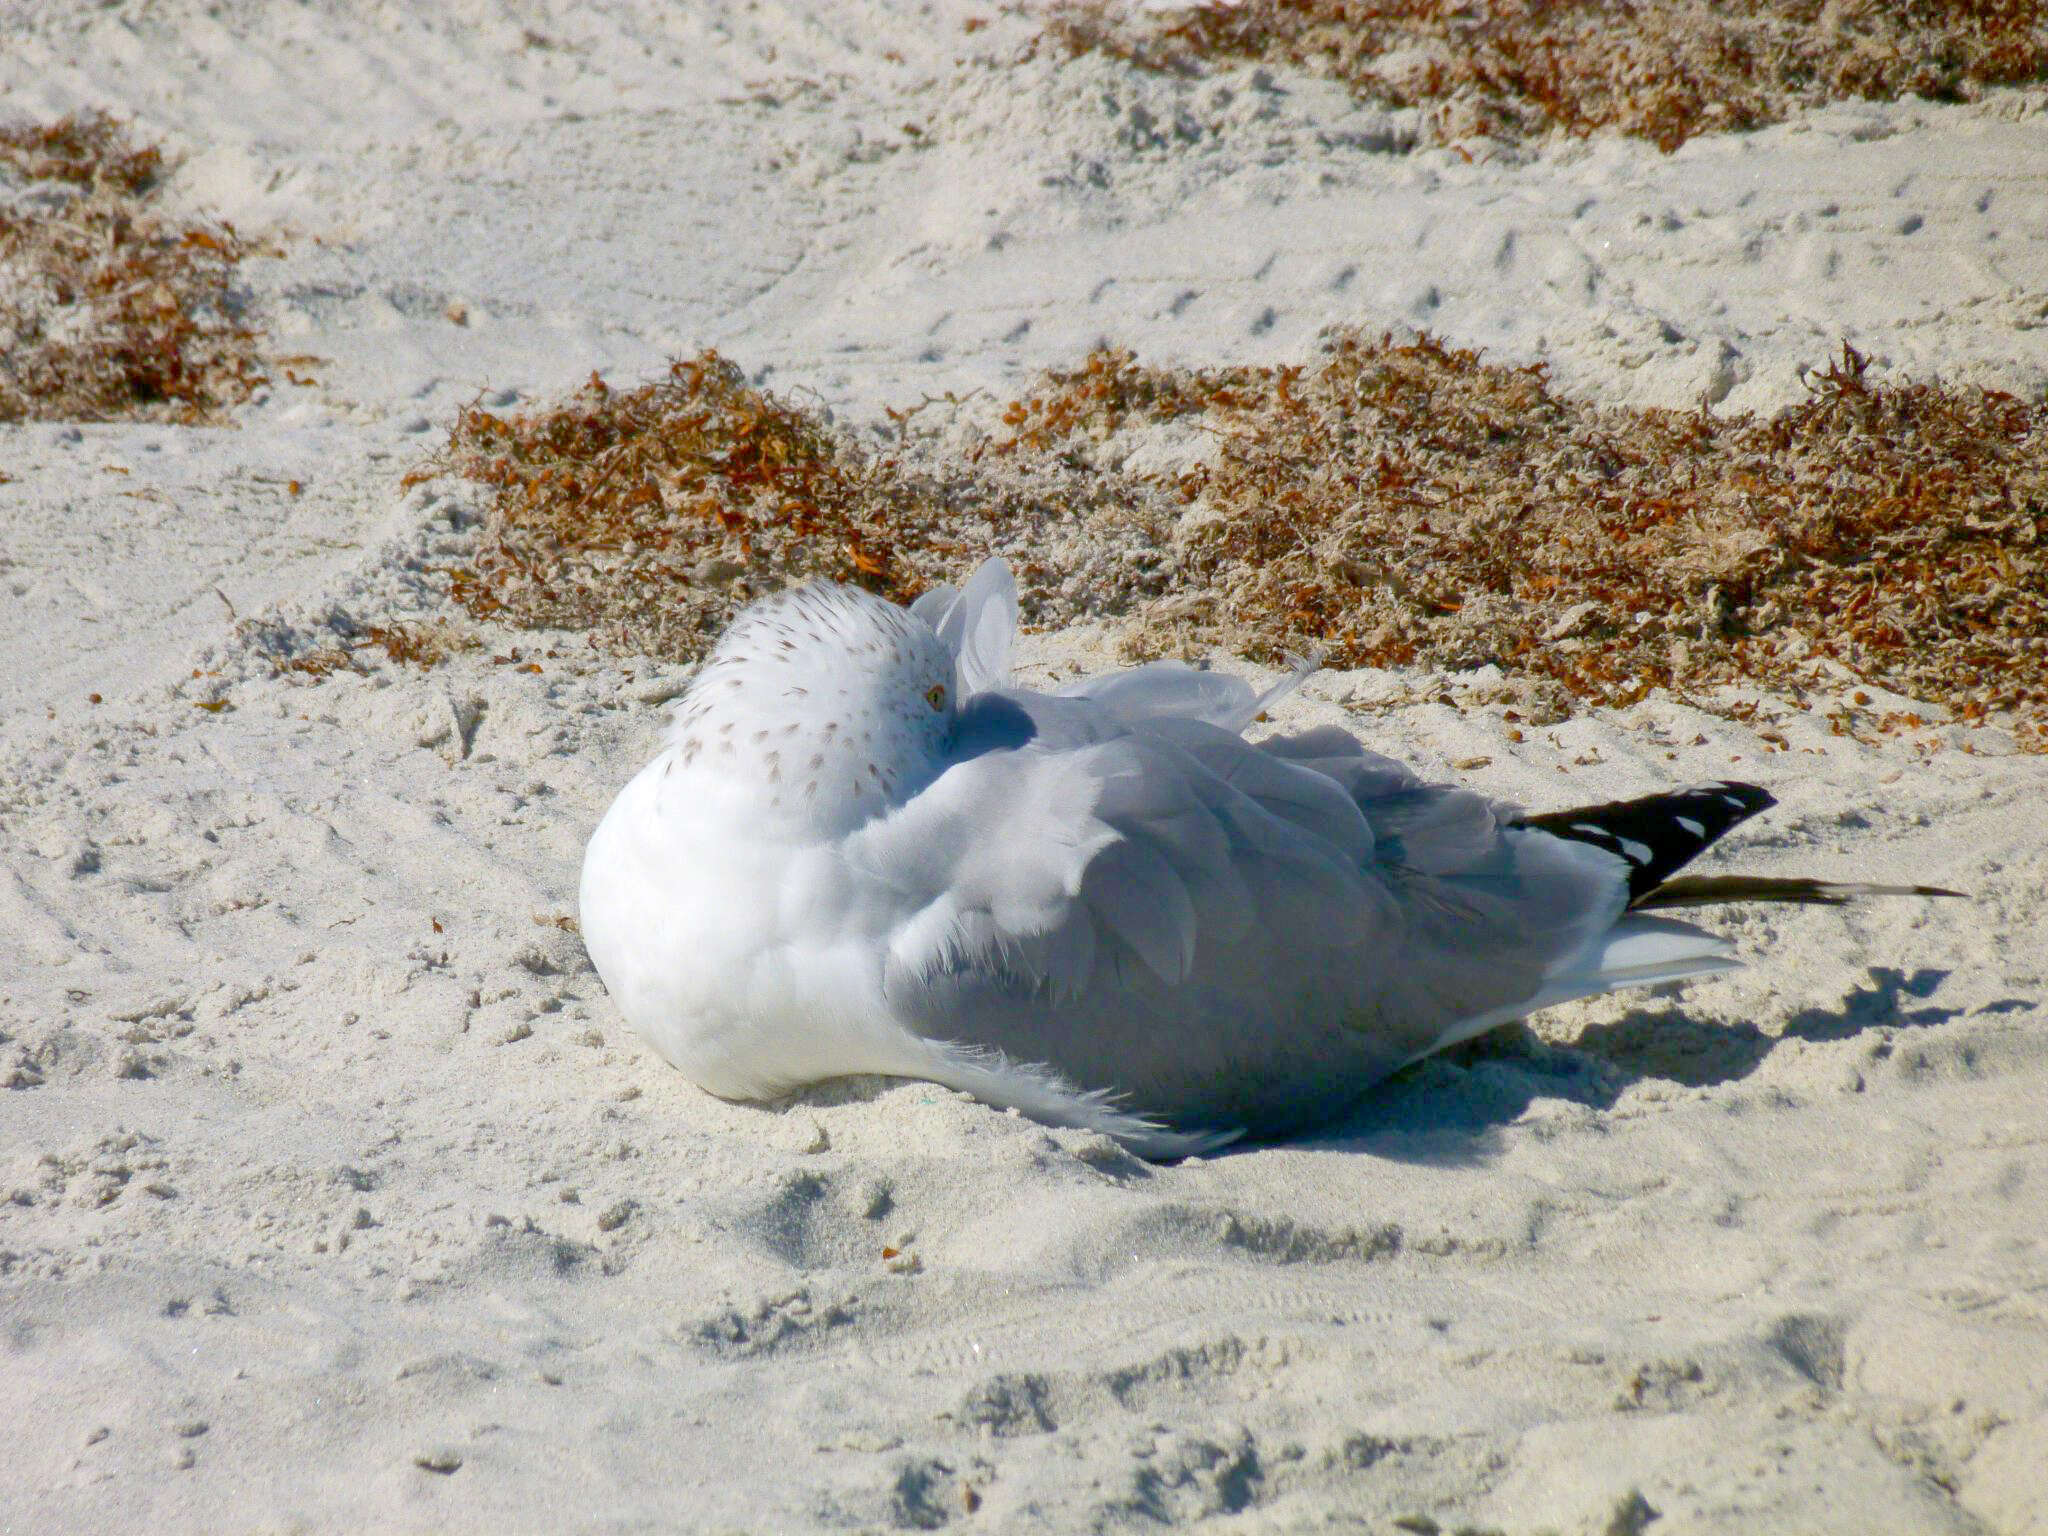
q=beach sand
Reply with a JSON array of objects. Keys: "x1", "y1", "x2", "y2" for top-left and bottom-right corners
[{"x1": 3, "y1": 4, "x2": 2045, "y2": 1531}]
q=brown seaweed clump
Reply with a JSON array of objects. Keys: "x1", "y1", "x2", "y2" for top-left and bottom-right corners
[
  {"x1": 420, "y1": 355, "x2": 953, "y2": 659},
  {"x1": 428, "y1": 337, "x2": 2044, "y2": 748},
  {"x1": 995, "y1": 333, "x2": 2048, "y2": 746},
  {"x1": 0, "y1": 110, "x2": 263, "y2": 422},
  {"x1": 419, "y1": 350, "x2": 1189, "y2": 661},
  {"x1": 1043, "y1": 0, "x2": 2048, "y2": 150}
]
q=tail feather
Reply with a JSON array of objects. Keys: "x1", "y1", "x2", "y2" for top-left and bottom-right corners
[
  {"x1": 1634, "y1": 874, "x2": 1965, "y2": 910},
  {"x1": 1519, "y1": 781, "x2": 1966, "y2": 912},
  {"x1": 1571, "y1": 913, "x2": 1744, "y2": 987},
  {"x1": 1411, "y1": 913, "x2": 1742, "y2": 1062}
]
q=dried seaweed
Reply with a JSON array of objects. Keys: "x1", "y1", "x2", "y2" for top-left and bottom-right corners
[
  {"x1": 275, "y1": 621, "x2": 478, "y2": 680},
  {"x1": 0, "y1": 110, "x2": 263, "y2": 422},
  {"x1": 419, "y1": 352, "x2": 1179, "y2": 659},
  {"x1": 994, "y1": 333, "x2": 2047, "y2": 746},
  {"x1": 1043, "y1": 0, "x2": 2048, "y2": 150},
  {"x1": 429, "y1": 337, "x2": 2044, "y2": 748},
  {"x1": 421, "y1": 355, "x2": 940, "y2": 656}
]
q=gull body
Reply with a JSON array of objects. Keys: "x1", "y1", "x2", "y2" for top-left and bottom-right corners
[{"x1": 580, "y1": 560, "x2": 1940, "y2": 1156}]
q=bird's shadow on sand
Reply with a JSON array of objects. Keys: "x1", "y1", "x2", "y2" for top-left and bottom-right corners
[
  {"x1": 1301, "y1": 965, "x2": 1983, "y2": 1168},
  {"x1": 762, "y1": 966, "x2": 2027, "y2": 1172}
]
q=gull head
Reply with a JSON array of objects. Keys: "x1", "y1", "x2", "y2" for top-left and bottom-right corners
[{"x1": 666, "y1": 581, "x2": 957, "y2": 836}]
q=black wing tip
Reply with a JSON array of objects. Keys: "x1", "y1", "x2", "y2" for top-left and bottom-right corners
[
  {"x1": 1517, "y1": 779, "x2": 1782, "y2": 901},
  {"x1": 1707, "y1": 779, "x2": 1775, "y2": 811},
  {"x1": 1684, "y1": 780, "x2": 1776, "y2": 821}
]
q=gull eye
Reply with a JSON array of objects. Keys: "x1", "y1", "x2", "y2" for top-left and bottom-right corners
[{"x1": 924, "y1": 683, "x2": 947, "y2": 712}]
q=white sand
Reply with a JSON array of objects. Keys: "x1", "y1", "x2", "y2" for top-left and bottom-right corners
[{"x1": 4, "y1": 3, "x2": 2046, "y2": 1531}]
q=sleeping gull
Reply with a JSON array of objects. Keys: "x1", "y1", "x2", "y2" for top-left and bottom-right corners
[{"x1": 580, "y1": 559, "x2": 1956, "y2": 1157}]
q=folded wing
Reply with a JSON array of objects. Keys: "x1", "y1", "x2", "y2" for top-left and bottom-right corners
[{"x1": 844, "y1": 682, "x2": 1670, "y2": 1144}]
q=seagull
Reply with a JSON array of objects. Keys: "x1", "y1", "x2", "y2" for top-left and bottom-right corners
[{"x1": 579, "y1": 559, "x2": 1957, "y2": 1157}]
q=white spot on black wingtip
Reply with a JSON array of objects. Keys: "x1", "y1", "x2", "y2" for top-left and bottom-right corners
[
  {"x1": 1676, "y1": 816, "x2": 1705, "y2": 836},
  {"x1": 1618, "y1": 837, "x2": 1653, "y2": 864}
]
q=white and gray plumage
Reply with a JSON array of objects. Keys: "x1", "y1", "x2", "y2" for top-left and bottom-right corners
[{"x1": 579, "y1": 559, "x2": 1956, "y2": 1158}]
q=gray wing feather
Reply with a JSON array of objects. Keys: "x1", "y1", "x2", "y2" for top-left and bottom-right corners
[
  {"x1": 1258, "y1": 723, "x2": 1429, "y2": 802},
  {"x1": 854, "y1": 676, "x2": 1629, "y2": 1140},
  {"x1": 848, "y1": 743, "x2": 1117, "y2": 997},
  {"x1": 1083, "y1": 826, "x2": 1199, "y2": 984},
  {"x1": 1055, "y1": 651, "x2": 1323, "y2": 734},
  {"x1": 1148, "y1": 716, "x2": 1378, "y2": 865},
  {"x1": 1058, "y1": 661, "x2": 1260, "y2": 730},
  {"x1": 911, "y1": 559, "x2": 1018, "y2": 695},
  {"x1": 1085, "y1": 739, "x2": 1257, "y2": 950}
]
